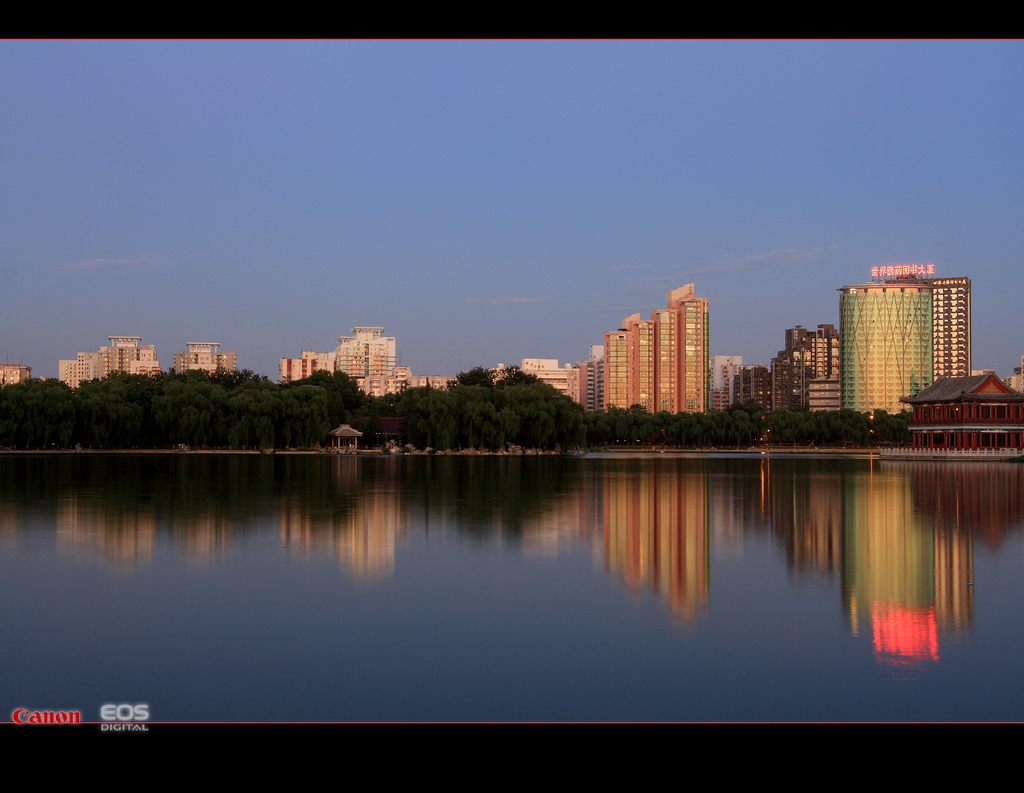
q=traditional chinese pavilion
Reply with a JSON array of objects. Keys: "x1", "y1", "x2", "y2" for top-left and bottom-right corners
[
  {"x1": 328, "y1": 423, "x2": 362, "y2": 451},
  {"x1": 900, "y1": 374, "x2": 1024, "y2": 454}
]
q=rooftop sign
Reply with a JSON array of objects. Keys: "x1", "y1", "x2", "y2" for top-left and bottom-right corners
[{"x1": 871, "y1": 264, "x2": 935, "y2": 279}]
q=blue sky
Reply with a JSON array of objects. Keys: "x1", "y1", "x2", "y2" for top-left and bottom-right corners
[{"x1": 2, "y1": 41, "x2": 1022, "y2": 378}]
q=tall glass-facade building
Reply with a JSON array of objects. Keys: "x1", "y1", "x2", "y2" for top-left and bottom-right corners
[{"x1": 840, "y1": 282, "x2": 933, "y2": 413}]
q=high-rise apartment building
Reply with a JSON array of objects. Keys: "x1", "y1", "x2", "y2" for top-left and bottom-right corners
[
  {"x1": 59, "y1": 336, "x2": 161, "y2": 389},
  {"x1": 574, "y1": 346, "x2": 605, "y2": 412},
  {"x1": 566, "y1": 365, "x2": 581, "y2": 404},
  {"x1": 710, "y1": 355, "x2": 743, "y2": 411},
  {"x1": 603, "y1": 314, "x2": 659, "y2": 411},
  {"x1": 280, "y1": 326, "x2": 398, "y2": 384},
  {"x1": 636, "y1": 314, "x2": 658, "y2": 412},
  {"x1": 604, "y1": 326, "x2": 637, "y2": 410},
  {"x1": 841, "y1": 267, "x2": 971, "y2": 413},
  {"x1": 603, "y1": 284, "x2": 709, "y2": 413},
  {"x1": 173, "y1": 342, "x2": 237, "y2": 375},
  {"x1": 808, "y1": 376, "x2": 841, "y2": 411},
  {"x1": 839, "y1": 280, "x2": 932, "y2": 413},
  {"x1": 771, "y1": 324, "x2": 840, "y2": 411},
  {"x1": 280, "y1": 327, "x2": 445, "y2": 393},
  {"x1": 733, "y1": 365, "x2": 772, "y2": 412},
  {"x1": 668, "y1": 284, "x2": 710, "y2": 413},
  {"x1": 930, "y1": 277, "x2": 971, "y2": 379},
  {"x1": 335, "y1": 327, "x2": 396, "y2": 379}
]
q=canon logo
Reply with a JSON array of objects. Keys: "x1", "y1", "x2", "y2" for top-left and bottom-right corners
[
  {"x1": 100, "y1": 703, "x2": 150, "y2": 722},
  {"x1": 12, "y1": 709, "x2": 82, "y2": 725}
]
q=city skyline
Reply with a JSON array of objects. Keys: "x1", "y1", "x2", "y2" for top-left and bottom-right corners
[
  {"x1": 29, "y1": 263, "x2": 1016, "y2": 389},
  {"x1": 28, "y1": 270, "x2": 1024, "y2": 416},
  {"x1": 2, "y1": 42, "x2": 1022, "y2": 378}
]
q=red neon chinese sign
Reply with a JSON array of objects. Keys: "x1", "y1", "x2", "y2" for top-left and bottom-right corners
[{"x1": 871, "y1": 263, "x2": 935, "y2": 279}]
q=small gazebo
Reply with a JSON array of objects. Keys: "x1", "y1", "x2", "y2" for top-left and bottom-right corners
[{"x1": 328, "y1": 423, "x2": 363, "y2": 451}]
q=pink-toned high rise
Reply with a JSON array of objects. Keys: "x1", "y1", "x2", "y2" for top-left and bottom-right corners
[{"x1": 603, "y1": 284, "x2": 709, "y2": 413}]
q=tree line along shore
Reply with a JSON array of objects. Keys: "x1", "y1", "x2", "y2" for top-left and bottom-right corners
[{"x1": 0, "y1": 366, "x2": 910, "y2": 451}]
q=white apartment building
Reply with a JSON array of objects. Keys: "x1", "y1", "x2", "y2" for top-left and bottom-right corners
[
  {"x1": 59, "y1": 336, "x2": 161, "y2": 389},
  {"x1": 360, "y1": 366, "x2": 450, "y2": 397},
  {"x1": 521, "y1": 358, "x2": 574, "y2": 396},
  {"x1": 173, "y1": 342, "x2": 237, "y2": 375},
  {"x1": 59, "y1": 352, "x2": 100, "y2": 389},
  {"x1": 336, "y1": 327, "x2": 396, "y2": 379},
  {"x1": 281, "y1": 327, "x2": 399, "y2": 384},
  {"x1": 409, "y1": 376, "x2": 450, "y2": 390},
  {"x1": 279, "y1": 350, "x2": 335, "y2": 383}
]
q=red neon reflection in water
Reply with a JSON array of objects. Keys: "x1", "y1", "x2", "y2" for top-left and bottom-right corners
[{"x1": 872, "y1": 605, "x2": 940, "y2": 666}]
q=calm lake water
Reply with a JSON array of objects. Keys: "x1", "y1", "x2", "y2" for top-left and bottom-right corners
[{"x1": 2, "y1": 453, "x2": 1023, "y2": 721}]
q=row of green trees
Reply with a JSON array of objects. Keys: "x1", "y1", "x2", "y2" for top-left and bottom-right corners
[
  {"x1": 390, "y1": 383, "x2": 586, "y2": 450},
  {"x1": 0, "y1": 366, "x2": 580, "y2": 451},
  {"x1": 0, "y1": 365, "x2": 909, "y2": 450},
  {"x1": 0, "y1": 369, "x2": 363, "y2": 450},
  {"x1": 582, "y1": 403, "x2": 909, "y2": 447}
]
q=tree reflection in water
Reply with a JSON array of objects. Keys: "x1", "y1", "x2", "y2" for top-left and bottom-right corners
[{"x1": 1, "y1": 454, "x2": 1019, "y2": 656}]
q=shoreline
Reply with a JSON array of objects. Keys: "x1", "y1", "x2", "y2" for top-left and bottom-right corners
[
  {"x1": 0, "y1": 446, "x2": 883, "y2": 457},
  {"x1": 588, "y1": 447, "x2": 879, "y2": 456}
]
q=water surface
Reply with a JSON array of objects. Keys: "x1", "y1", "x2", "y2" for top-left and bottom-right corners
[{"x1": 1, "y1": 453, "x2": 1022, "y2": 721}]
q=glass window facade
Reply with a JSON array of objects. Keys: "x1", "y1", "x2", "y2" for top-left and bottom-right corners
[{"x1": 840, "y1": 284, "x2": 933, "y2": 413}]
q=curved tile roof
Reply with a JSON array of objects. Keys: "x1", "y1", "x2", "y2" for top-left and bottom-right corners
[{"x1": 902, "y1": 374, "x2": 1023, "y2": 403}]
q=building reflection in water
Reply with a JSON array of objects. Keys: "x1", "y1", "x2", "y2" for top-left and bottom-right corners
[
  {"x1": 595, "y1": 461, "x2": 709, "y2": 625},
  {"x1": 909, "y1": 462, "x2": 1024, "y2": 631},
  {"x1": 516, "y1": 467, "x2": 607, "y2": 559},
  {"x1": 170, "y1": 514, "x2": 234, "y2": 568},
  {"x1": 278, "y1": 457, "x2": 407, "y2": 579},
  {"x1": 56, "y1": 495, "x2": 157, "y2": 572},
  {"x1": 843, "y1": 461, "x2": 975, "y2": 667},
  {"x1": 0, "y1": 501, "x2": 18, "y2": 553},
  {"x1": 708, "y1": 465, "x2": 759, "y2": 554},
  {"x1": 519, "y1": 495, "x2": 599, "y2": 558},
  {"x1": 53, "y1": 495, "x2": 237, "y2": 571},
  {"x1": 911, "y1": 462, "x2": 1024, "y2": 550},
  {"x1": 758, "y1": 458, "x2": 843, "y2": 581},
  {"x1": 3, "y1": 454, "x2": 1019, "y2": 644}
]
